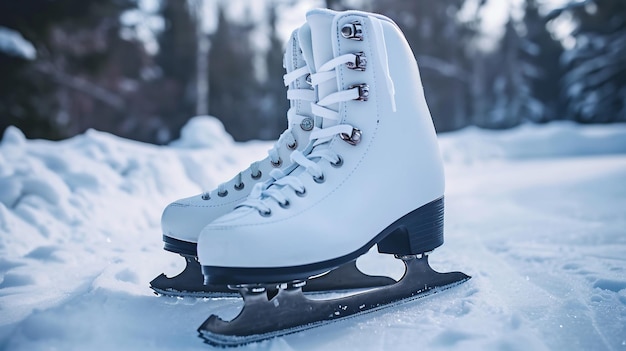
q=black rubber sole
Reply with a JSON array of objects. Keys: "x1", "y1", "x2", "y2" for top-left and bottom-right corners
[
  {"x1": 202, "y1": 197, "x2": 445, "y2": 285},
  {"x1": 163, "y1": 235, "x2": 197, "y2": 257}
]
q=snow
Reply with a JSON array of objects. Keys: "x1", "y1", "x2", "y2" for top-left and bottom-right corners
[
  {"x1": 0, "y1": 26, "x2": 36, "y2": 60},
  {"x1": 1, "y1": 117, "x2": 626, "y2": 350}
]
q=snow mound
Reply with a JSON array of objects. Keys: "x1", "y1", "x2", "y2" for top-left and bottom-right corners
[
  {"x1": 169, "y1": 115, "x2": 234, "y2": 149},
  {"x1": 0, "y1": 120, "x2": 269, "y2": 257}
]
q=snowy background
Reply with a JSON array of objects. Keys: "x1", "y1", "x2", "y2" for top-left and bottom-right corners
[{"x1": 1, "y1": 116, "x2": 626, "y2": 350}]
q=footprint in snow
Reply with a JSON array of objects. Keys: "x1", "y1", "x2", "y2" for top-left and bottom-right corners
[
  {"x1": 0, "y1": 273, "x2": 35, "y2": 289},
  {"x1": 25, "y1": 246, "x2": 64, "y2": 263},
  {"x1": 593, "y1": 279, "x2": 626, "y2": 293},
  {"x1": 0, "y1": 258, "x2": 24, "y2": 273}
]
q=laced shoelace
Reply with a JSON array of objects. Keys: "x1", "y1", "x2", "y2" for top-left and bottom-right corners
[
  {"x1": 239, "y1": 16, "x2": 396, "y2": 215},
  {"x1": 202, "y1": 65, "x2": 315, "y2": 200}
]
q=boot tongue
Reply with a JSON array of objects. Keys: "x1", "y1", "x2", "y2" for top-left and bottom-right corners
[
  {"x1": 306, "y1": 9, "x2": 335, "y2": 73},
  {"x1": 284, "y1": 28, "x2": 312, "y2": 144},
  {"x1": 295, "y1": 23, "x2": 319, "y2": 132},
  {"x1": 297, "y1": 24, "x2": 315, "y2": 77},
  {"x1": 306, "y1": 9, "x2": 339, "y2": 129},
  {"x1": 283, "y1": 29, "x2": 303, "y2": 79}
]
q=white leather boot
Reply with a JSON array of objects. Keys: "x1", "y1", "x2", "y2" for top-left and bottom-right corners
[
  {"x1": 152, "y1": 26, "x2": 395, "y2": 296},
  {"x1": 198, "y1": 9, "x2": 446, "y2": 283},
  {"x1": 150, "y1": 29, "x2": 315, "y2": 295},
  {"x1": 196, "y1": 10, "x2": 470, "y2": 346}
]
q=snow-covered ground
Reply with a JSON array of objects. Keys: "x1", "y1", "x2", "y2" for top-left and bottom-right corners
[{"x1": 1, "y1": 117, "x2": 625, "y2": 350}]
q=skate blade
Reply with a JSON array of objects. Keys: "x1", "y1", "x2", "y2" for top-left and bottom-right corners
[
  {"x1": 150, "y1": 256, "x2": 235, "y2": 298},
  {"x1": 151, "y1": 257, "x2": 395, "y2": 298},
  {"x1": 197, "y1": 255, "x2": 470, "y2": 347}
]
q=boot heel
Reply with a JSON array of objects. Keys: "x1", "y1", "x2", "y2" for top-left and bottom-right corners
[{"x1": 377, "y1": 197, "x2": 444, "y2": 256}]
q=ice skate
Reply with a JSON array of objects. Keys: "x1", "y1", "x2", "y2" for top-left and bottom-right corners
[
  {"x1": 150, "y1": 29, "x2": 395, "y2": 298},
  {"x1": 196, "y1": 9, "x2": 470, "y2": 346}
]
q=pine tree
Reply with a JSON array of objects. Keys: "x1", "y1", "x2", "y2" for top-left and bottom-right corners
[
  {"x1": 207, "y1": 6, "x2": 261, "y2": 141},
  {"x1": 558, "y1": 0, "x2": 626, "y2": 122},
  {"x1": 368, "y1": 0, "x2": 476, "y2": 132},
  {"x1": 521, "y1": 0, "x2": 565, "y2": 122},
  {"x1": 153, "y1": 0, "x2": 199, "y2": 139},
  {"x1": 258, "y1": 3, "x2": 289, "y2": 140},
  {"x1": 0, "y1": 0, "x2": 150, "y2": 141},
  {"x1": 482, "y1": 19, "x2": 536, "y2": 129},
  {"x1": 470, "y1": 0, "x2": 566, "y2": 128},
  {"x1": 0, "y1": 0, "x2": 101, "y2": 140}
]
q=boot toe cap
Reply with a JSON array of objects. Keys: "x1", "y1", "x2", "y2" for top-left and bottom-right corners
[{"x1": 161, "y1": 194, "x2": 229, "y2": 243}]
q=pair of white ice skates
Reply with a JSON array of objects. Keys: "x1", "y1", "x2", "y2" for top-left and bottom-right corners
[{"x1": 152, "y1": 9, "x2": 469, "y2": 346}]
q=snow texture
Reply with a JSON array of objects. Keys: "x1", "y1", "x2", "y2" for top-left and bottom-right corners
[
  {"x1": 0, "y1": 26, "x2": 36, "y2": 60},
  {"x1": 1, "y1": 117, "x2": 625, "y2": 350}
]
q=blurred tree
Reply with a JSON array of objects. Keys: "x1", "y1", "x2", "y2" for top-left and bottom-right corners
[
  {"x1": 207, "y1": 6, "x2": 262, "y2": 141},
  {"x1": 464, "y1": 0, "x2": 564, "y2": 129},
  {"x1": 0, "y1": 54, "x2": 63, "y2": 140},
  {"x1": 153, "y1": 0, "x2": 198, "y2": 141},
  {"x1": 555, "y1": 0, "x2": 626, "y2": 123},
  {"x1": 520, "y1": 0, "x2": 565, "y2": 123},
  {"x1": 0, "y1": 0, "x2": 92, "y2": 140},
  {"x1": 367, "y1": 0, "x2": 477, "y2": 132},
  {"x1": 258, "y1": 2, "x2": 290, "y2": 140},
  {"x1": 478, "y1": 19, "x2": 537, "y2": 129},
  {"x1": 0, "y1": 0, "x2": 152, "y2": 141},
  {"x1": 3, "y1": 0, "x2": 623, "y2": 145}
]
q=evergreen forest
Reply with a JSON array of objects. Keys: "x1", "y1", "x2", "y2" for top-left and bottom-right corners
[{"x1": 1, "y1": 0, "x2": 624, "y2": 143}]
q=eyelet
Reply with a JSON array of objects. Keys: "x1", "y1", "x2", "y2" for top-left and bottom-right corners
[
  {"x1": 295, "y1": 188, "x2": 307, "y2": 197},
  {"x1": 313, "y1": 174, "x2": 325, "y2": 184},
  {"x1": 279, "y1": 200, "x2": 290, "y2": 209},
  {"x1": 287, "y1": 141, "x2": 297, "y2": 150},
  {"x1": 341, "y1": 21, "x2": 363, "y2": 41},
  {"x1": 340, "y1": 128, "x2": 362, "y2": 146},
  {"x1": 349, "y1": 83, "x2": 369, "y2": 101},
  {"x1": 234, "y1": 182, "x2": 245, "y2": 191},
  {"x1": 271, "y1": 158, "x2": 282, "y2": 168},
  {"x1": 218, "y1": 190, "x2": 228, "y2": 197},
  {"x1": 331, "y1": 156, "x2": 343, "y2": 168},
  {"x1": 201, "y1": 192, "x2": 210, "y2": 200},
  {"x1": 346, "y1": 52, "x2": 367, "y2": 71},
  {"x1": 259, "y1": 209, "x2": 272, "y2": 217},
  {"x1": 251, "y1": 171, "x2": 262, "y2": 180}
]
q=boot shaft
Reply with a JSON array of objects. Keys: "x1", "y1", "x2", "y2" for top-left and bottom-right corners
[
  {"x1": 305, "y1": 9, "x2": 445, "y2": 208},
  {"x1": 197, "y1": 10, "x2": 446, "y2": 269},
  {"x1": 161, "y1": 28, "x2": 315, "y2": 244}
]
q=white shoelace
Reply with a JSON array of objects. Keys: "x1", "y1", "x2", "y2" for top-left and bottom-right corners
[
  {"x1": 239, "y1": 16, "x2": 396, "y2": 214},
  {"x1": 205, "y1": 65, "x2": 315, "y2": 200}
]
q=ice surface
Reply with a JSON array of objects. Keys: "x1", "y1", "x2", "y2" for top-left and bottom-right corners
[{"x1": 0, "y1": 120, "x2": 625, "y2": 350}]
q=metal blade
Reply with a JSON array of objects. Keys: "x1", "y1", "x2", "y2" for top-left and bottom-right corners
[{"x1": 198, "y1": 255, "x2": 470, "y2": 347}]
